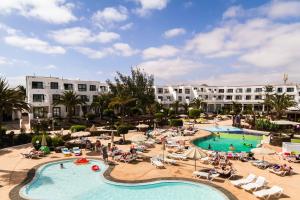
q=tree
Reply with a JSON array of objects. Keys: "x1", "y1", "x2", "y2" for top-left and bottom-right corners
[
  {"x1": 263, "y1": 85, "x2": 274, "y2": 115},
  {"x1": 189, "y1": 109, "x2": 201, "y2": 119},
  {"x1": 91, "y1": 93, "x2": 112, "y2": 119},
  {"x1": 53, "y1": 91, "x2": 84, "y2": 120},
  {"x1": 107, "y1": 68, "x2": 155, "y2": 113},
  {"x1": 0, "y1": 78, "x2": 29, "y2": 125},
  {"x1": 171, "y1": 100, "x2": 181, "y2": 114},
  {"x1": 190, "y1": 98, "x2": 203, "y2": 109},
  {"x1": 108, "y1": 95, "x2": 136, "y2": 122},
  {"x1": 181, "y1": 103, "x2": 190, "y2": 114},
  {"x1": 267, "y1": 93, "x2": 296, "y2": 119}
]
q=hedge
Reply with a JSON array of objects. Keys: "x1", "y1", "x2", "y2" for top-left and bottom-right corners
[
  {"x1": 32, "y1": 134, "x2": 53, "y2": 150},
  {"x1": 70, "y1": 125, "x2": 86, "y2": 132},
  {"x1": 169, "y1": 119, "x2": 183, "y2": 127},
  {"x1": 189, "y1": 109, "x2": 201, "y2": 119}
]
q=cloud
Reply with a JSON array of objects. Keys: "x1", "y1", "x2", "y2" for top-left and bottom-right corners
[
  {"x1": 163, "y1": 28, "x2": 186, "y2": 38},
  {"x1": 133, "y1": 0, "x2": 169, "y2": 16},
  {"x1": 266, "y1": 0, "x2": 300, "y2": 19},
  {"x1": 142, "y1": 45, "x2": 179, "y2": 59},
  {"x1": 4, "y1": 35, "x2": 66, "y2": 54},
  {"x1": 137, "y1": 58, "x2": 203, "y2": 79},
  {"x1": 44, "y1": 64, "x2": 57, "y2": 70},
  {"x1": 120, "y1": 23, "x2": 134, "y2": 30},
  {"x1": 113, "y1": 43, "x2": 139, "y2": 57},
  {"x1": 222, "y1": 5, "x2": 244, "y2": 19},
  {"x1": 73, "y1": 47, "x2": 109, "y2": 59},
  {"x1": 49, "y1": 27, "x2": 120, "y2": 45},
  {"x1": 0, "y1": 23, "x2": 18, "y2": 35},
  {"x1": 0, "y1": 0, "x2": 76, "y2": 24},
  {"x1": 92, "y1": 6, "x2": 128, "y2": 29},
  {"x1": 0, "y1": 56, "x2": 12, "y2": 65}
]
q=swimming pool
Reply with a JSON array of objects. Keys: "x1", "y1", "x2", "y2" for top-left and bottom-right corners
[
  {"x1": 193, "y1": 133, "x2": 262, "y2": 152},
  {"x1": 202, "y1": 126, "x2": 243, "y2": 133},
  {"x1": 20, "y1": 159, "x2": 229, "y2": 200}
]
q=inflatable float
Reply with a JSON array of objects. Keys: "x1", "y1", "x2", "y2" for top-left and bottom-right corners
[
  {"x1": 74, "y1": 158, "x2": 89, "y2": 165},
  {"x1": 91, "y1": 165, "x2": 100, "y2": 171}
]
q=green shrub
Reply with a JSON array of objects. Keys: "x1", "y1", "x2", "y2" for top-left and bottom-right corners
[
  {"x1": 130, "y1": 107, "x2": 142, "y2": 115},
  {"x1": 31, "y1": 134, "x2": 53, "y2": 150},
  {"x1": 255, "y1": 119, "x2": 280, "y2": 132},
  {"x1": 13, "y1": 133, "x2": 32, "y2": 145},
  {"x1": 70, "y1": 125, "x2": 86, "y2": 132},
  {"x1": 117, "y1": 124, "x2": 130, "y2": 141},
  {"x1": 52, "y1": 136, "x2": 65, "y2": 147},
  {"x1": 86, "y1": 113, "x2": 96, "y2": 120},
  {"x1": 154, "y1": 112, "x2": 164, "y2": 120},
  {"x1": 169, "y1": 119, "x2": 183, "y2": 127},
  {"x1": 189, "y1": 109, "x2": 201, "y2": 119},
  {"x1": 103, "y1": 109, "x2": 114, "y2": 117}
]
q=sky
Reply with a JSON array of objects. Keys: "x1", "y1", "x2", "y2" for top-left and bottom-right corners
[{"x1": 0, "y1": 0, "x2": 300, "y2": 86}]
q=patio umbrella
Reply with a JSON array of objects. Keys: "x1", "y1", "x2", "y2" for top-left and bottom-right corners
[
  {"x1": 41, "y1": 134, "x2": 47, "y2": 146},
  {"x1": 251, "y1": 147, "x2": 275, "y2": 161},
  {"x1": 136, "y1": 124, "x2": 149, "y2": 130},
  {"x1": 71, "y1": 131, "x2": 91, "y2": 138},
  {"x1": 90, "y1": 124, "x2": 97, "y2": 131},
  {"x1": 185, "y1": 147, "x2": 207, "y2": 170}
]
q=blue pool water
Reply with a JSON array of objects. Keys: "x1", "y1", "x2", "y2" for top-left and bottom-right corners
[
  {"x1": 20, "y1": 159, "x2": 229, "y2": 200},
  {"x1": 202, "y1": 126, "x2": 243, "y2": 133}
]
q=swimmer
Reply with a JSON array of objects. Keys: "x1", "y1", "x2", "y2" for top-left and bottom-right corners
[
  {"x1": 60, "y1": 163, "x2": 64, "y2": 169},
  {"x1": 208, "y1": 144, "x2": 212, "y2": 150}
]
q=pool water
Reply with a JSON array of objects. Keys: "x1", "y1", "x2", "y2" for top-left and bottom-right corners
[
  {"x1": 194, "y1": 133, "x2": 262, "y2": 152},
  {"x1": 20, "y1": 160, "x2": 229, "y2": 200}
]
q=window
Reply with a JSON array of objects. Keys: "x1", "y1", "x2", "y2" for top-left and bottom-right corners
[
  {"x1": 235, "y1": 95, "x2": 242, "y2": 100},
  {"x1": 157, "y1": 96, "x2": 163, "y2": 101},
  {"x1": 193, "y1": 87, "x2": 198, "y2": 90},
  {"x1": 246, "y1": 88, "x2": 252, "y2": 93},
  {"x1": 185, "y1": 89, "x2": 190, "y2": 94},
  {"x1": 265, "y1": 86, "x2": 273, "y2": 92},
  {"x1": 33, "y1": 107, "x2": 45, "y2": 118},
  {"x1": 166, "y1": 96, "x2": 171, "y2": 101},
  {"x1": 255, "y1": 95, "x2": 262, "y2": 100},
  {"x1": 92, "y1": 95, "x2": 98, "y2": 102},
  {"x1": 64, "y1": 83, "x2": 73, "y2": 90},
  {"x1": 90, "y1": 85, "x2": 96, "y2": 91},
  {"x1": 255, "y1": 88, "x2": 262, "y2": 92},
  {"x1": 178, "y1": 96, "x2": 182, "y2": 101},
  {"x1": 218, "y1": 89, "x2": 224, "y2": 93},
  {"x1": 33, "y1": 94, "x2": 44, "y2": 102},
  {"x1": 52, "y1": 94, "x2": 60, "y2": 101},
  {"x1": 178, "y1": 89, "x2": 182, "y2": 93},
  {"x1": 174, "y1": 89, "x2": 178, "y2": 92},
  {"x1": 100, "y1": 86, "x2": 107, "y2": 92},
  {"x1": 246, "y1": 95, "x2": 251, "y2": 100},
  {"x1": 217, "y1": 95, "x2": 223, "y2": 100},
  {"x1": 50, "y1": 82, "x2": 58, "y2": 89},
  {"x1": 80, "y1": 95, "x2": 89, "y2": 102},
  {"x1": 186, "y1": 96, "x2": 190, "y2": 100},
  {"x1": 227, "y1": 89, "x2": 233, "y2": 93},
  {"x1": 277, "y1": 87, "x2": 283, "y2": 93},
  {"x1": 287, "y1": 87, "x2": 294, "y2": 92},
  {"x1": 53, "y1": 107, "x2": 61, "y2": 117},
  {"x1": 78, "y1": 84, "x2": 87, "y2": 91},
  {"x1": 200, "y1": 88, "x2": 204, "y2": 92},
  {"x1": 157, "y1": 88, "x2": 163, "y2": 94},
  {"x1": 236, "y1": 88, "x2": 243, "y2": 93},
  {"x1": 164, "y1": 89, "x2": 169, "y2": 93},
  {"x1": 32, "y1": 81, "x2": 43, "y2": 89},
  {"x1": 226, "y1": 95, "x2": 232, "y2": 100}
]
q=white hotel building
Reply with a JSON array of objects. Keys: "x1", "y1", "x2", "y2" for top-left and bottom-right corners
[{"x1": 26, "y1": 76, "x2": 300, "y2": 121}]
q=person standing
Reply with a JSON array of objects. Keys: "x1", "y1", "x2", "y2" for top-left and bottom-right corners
[{"x1": 102, "y1": 145, "x2": 108, "y2": 163}]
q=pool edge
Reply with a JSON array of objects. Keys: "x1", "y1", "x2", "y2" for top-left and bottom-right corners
[{"x1": 10, "y1": 158, "x2": 238, "y2": 200}]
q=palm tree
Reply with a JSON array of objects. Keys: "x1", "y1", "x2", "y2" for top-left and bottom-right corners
[
  {"x1": 181, "y1": 103, "x2": 190, "y2": 114},
  {"x1": 53, "y1": 91, "x2": 84, "y2": 120},
  {"x1": 171, "y1": 100, "x2": 181, "y2": 114},
  {"x1": 267, "y1": 93, "x2": 296, "y2": 119},
  {"x1": 108, "y1": 95, "x2": 136, "y2": 122},
  {"x1": 16, "y1": 85, "x2": 26, "y2": 100},
  {"x1": 190, "y1": 98, "x2": 203, "y2": 109},
  {"x1": 0, "y1": 78, "x2": 29, "y2": 125},
  {"x1": 91, "y1": 93, "x2": 112, "y2": 119}
]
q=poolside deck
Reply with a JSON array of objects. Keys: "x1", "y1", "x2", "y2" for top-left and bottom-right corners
[{"x1": 0, "y1": 120, "x2": 299, "y2": 200}]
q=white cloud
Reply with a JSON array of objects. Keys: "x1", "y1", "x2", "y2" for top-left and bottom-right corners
[
  {"x1": 92, "y1": 6, "x2": 128, "y2": 29},
  {"x1": 0, "y1": 23, "x2": 18, "y2": 35},
  {"x1": 44, "y1": 64, "x2": 57, "y2": 70},
  {"x1": 0, "y1": 0, "x2": 76, "y2": 24},
  {"x1": 163, "y1": 28, "x2": 186, "y2": 38},
  {"x1": 134, "y1": 0, "x2": 169, "y2": 16},
  {"x1": 142, "y1": 45, "x2": 179, "y2": 59},
  {"x1": 73, "y1": 47, "x2": 109, "y2": 59},
  {"x1": 267, "y1": 0, "x2": 300, "y2": 19},
  {"x1": 113, "y1": 43, "x2": 139, "y2": 57},
  {"x1": 0, "y1": 56, "x2": 12, "y2": 65},
  {"x1": 120, "y1": 23, "x2": 133, "y2": 30},
  {"x1": 222, "y1": 5, "x2": 244, "y2": 19},
  {"x1": 49, "y1": 27, "x2": 120, "y2": 45},
  {"x1": 4, "y1": 35, "x2": 66, "y2": 54},
  {"x1": 137, "y1": 58, "x2": 203, "y2": 79}
]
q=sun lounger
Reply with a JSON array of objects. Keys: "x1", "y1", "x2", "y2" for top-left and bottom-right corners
[
  {"x1": 268, "y1": 168, "x2": 293, "y2": 176},
  {"x1": 167, "y1": 153, "x2": 187, "y2": 160},
  {"x1": 156, "y1": 155, "x2": 177, "y2": 165},
  {"x1": 193, "y1": 171, "x2": 219, "y2": 181},
  {"x1": 253, "y1": 186, "x2": 283, "y2": 199},
  {"x1": 72, "y1": 147, "x2": 82, "y2": 156},
  {"x1": 61, "y1": 148, "x2": 71, "y2": 157},
  {"x1": 230, "y1": 174, "x2": 256, "y2": 187},
  {"x1": 242, "y1": 176, "x2": 267, "y2": 191},
  {"x1": 252, "y1": 160, "x2": 271, "y2": 169},
  {"x1": 150, "y1": 158, "x2": 164, "y2": 168}
]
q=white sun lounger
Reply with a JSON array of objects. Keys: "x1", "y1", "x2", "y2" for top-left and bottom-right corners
[
  {"x1": 242, "y1": 176, "x2": 266, "y2": 191},
  {"x1": 193, "y1": 171, "x2": 219, "y2": 181},
  {"x1": 253, "y1": 186, "x2": 283, "y2": 199},
  {"x1": 167, "y1": 153, "x2": 187, "y2": 160},
  {"x1": 230, "y1": 174, "x2": 256, "y2": 187},
  {"x1": 151, "y1": 158, "x2": 164, "y2": 168}
]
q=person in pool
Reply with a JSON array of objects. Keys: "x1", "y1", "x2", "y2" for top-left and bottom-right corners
[
  {"x1": 217, "y1": 132, "x2": 220, "y2": 138},
  {"x1": 208, "y1": 144, "x2": 212, "y2": 150},
  {"x1": 60, "y1": 163, "x2": 64, "y2": 169},
  {"x1": 229, "y1": 144, "x2": 235, "y2": 151}
]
